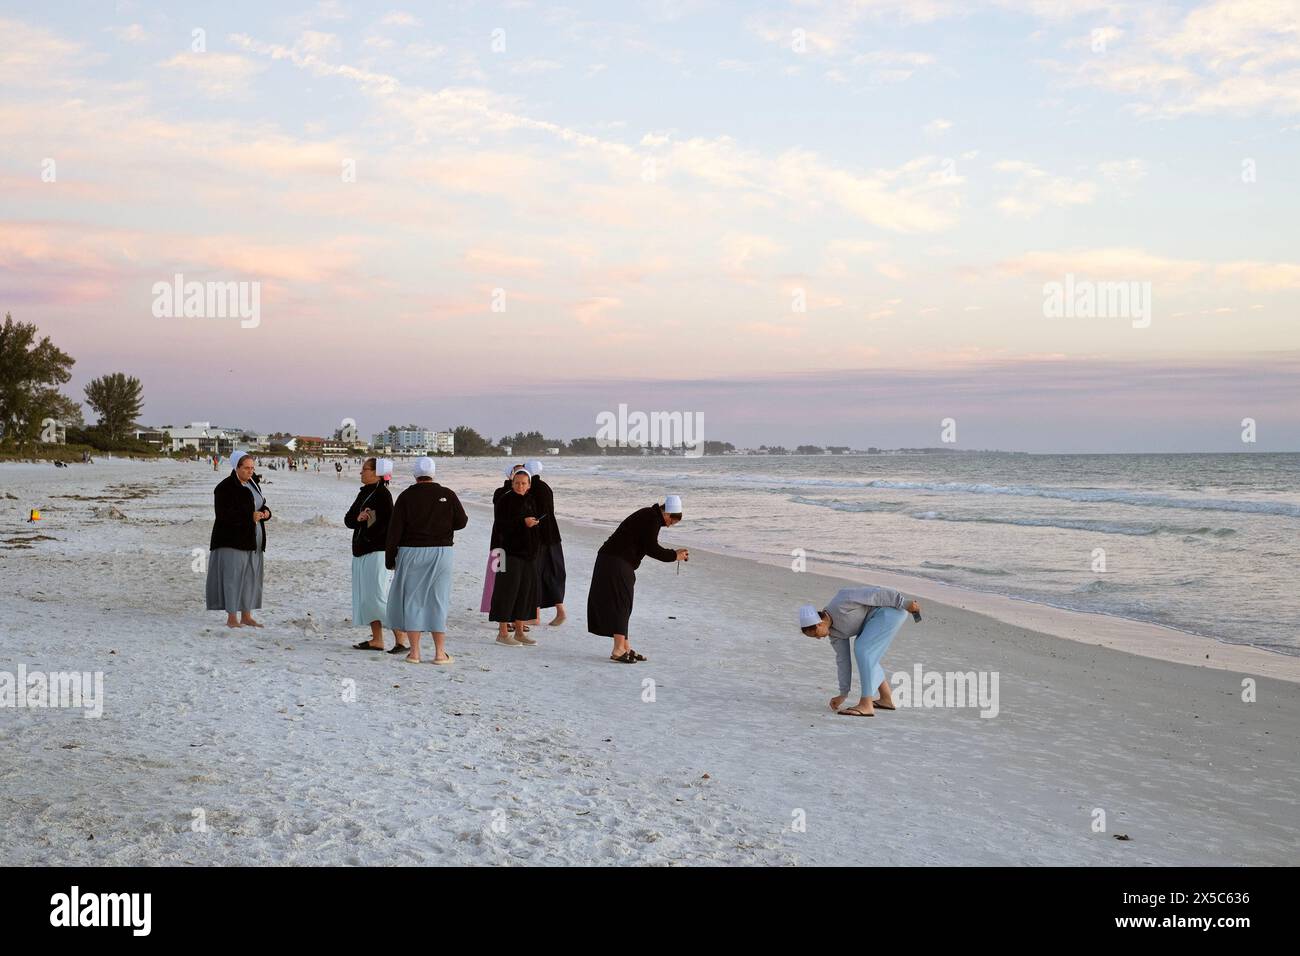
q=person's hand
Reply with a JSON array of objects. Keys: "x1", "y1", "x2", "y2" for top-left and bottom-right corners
[
  {"x1": 676, "y1": 549, "x2": 689, "y2": 562},
  {"x1": 357, "y1": 508, "x2": 372, "y2": 523},
  {"x1": 524, "y1": 517, "x2": 539, "y2": 528},
  {"x1": 906, "y1": 600, "x2": 921, "y2": 615}
]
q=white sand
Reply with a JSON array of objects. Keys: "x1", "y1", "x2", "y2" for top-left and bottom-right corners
[{"x1": 1, "y1": 459, "x2": 1296, "y2": 865}]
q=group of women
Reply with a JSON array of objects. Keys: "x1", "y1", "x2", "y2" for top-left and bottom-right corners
[
  {"x1": 205, "y1": 451, "x2": 649, "y2": 664},
  {"x1": 204, "y1": 449, "x2": 918, "y2": 709}
]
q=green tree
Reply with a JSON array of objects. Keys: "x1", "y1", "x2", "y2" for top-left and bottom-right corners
[
  {"x1": 84, "y1": 372, "x2": 144, "y2": 442},
  {"x1": 452, "y1": 425, "x2": 494, "y2": 456},
  {"x1": 0, "y1": 313, "x2": 77, "y2": 444}
]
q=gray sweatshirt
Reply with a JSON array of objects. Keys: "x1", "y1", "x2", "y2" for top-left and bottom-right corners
[{"x1": 825, "y1": 586, "x2": 908, "y2": 696}]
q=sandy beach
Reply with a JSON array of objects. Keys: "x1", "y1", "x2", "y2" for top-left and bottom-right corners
[{"x1": 1, "y1": 459, "x2": 1296, "y2": 866}]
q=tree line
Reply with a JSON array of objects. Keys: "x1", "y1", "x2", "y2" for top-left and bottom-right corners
[{"x1": 0, "y1": 313, "x2": 144, "y2": 451}]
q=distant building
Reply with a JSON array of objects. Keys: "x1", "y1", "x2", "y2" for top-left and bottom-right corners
[
  {"x1": 134, "y1": 422, "x2": 250, "y2": 455},
  {"x1": 294, "y1": 436, "x2": 325, "y2": 456},
  {"x1": 370, "y1": 429, "x2": 455, "y2": 455},
  {"x1": 322, "y1": 440, "x2": 350, "y2": 456},
  {"x1": 546, "y1": 447, "x2": 560, "y2": 456}
]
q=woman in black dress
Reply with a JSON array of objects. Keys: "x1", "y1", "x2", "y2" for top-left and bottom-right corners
[{"x1": 490, "y1": 468, "x2": 541, "y2": 647}]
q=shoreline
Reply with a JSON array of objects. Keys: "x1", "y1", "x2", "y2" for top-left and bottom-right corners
[{"x1": 533, "y1": 505, "x2": 1300, "y2": 684}]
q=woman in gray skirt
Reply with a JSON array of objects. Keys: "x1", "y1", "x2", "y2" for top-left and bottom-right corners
[{"x1": 206, "y1": 450, "x2": 271, "y2": 628}]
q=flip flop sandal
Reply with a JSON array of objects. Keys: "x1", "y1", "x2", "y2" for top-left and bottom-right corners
[
  {"x1": 838, "y1": 707, "x2": 874, "y2": 717},
  {"x1": 387, "y1": 645, "x2": 411, "y2": 654},
  {"x1": 353, "y1": 641, "x2": 385, "y2": 650},
  {"x1": 430, "y1": 655, "x2": 455, "y2": 665},
  {"x1": 401, "y1": 657, "x2": 421, "y2": 664}
]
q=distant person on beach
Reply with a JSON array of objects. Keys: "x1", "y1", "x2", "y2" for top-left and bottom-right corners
[
  {"x1": 482, "y1": 464, "x2": 525, "y2": 640},
  {"x1": 385, "y1": 456, "x2": 467, "y2": 665},
  {"x1": 335, "y1": 460, "x2": 343, "y2": 479},
  {"x1": 345, "y1": 457, "x2": 406, "y2": 653},
  {"x1": 491, "y1": 467, "x2": 541, "y2": 646},
  {"x1": 525, "y1": 460, "x2": 567, "y2": 627},
  {"x1": 798, "y1": 587, "x2": 922, "y2": 717},
  {"x1": 205, "y1": 451, "x2": 271, "y2": 628},
  {"x1": 587, "y1": 496, "x2": 688, "y2": 664}
]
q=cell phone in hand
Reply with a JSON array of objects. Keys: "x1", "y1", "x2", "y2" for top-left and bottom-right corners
[{"x1": 911, "y1": 610, "x2": 922, "y2": 622}]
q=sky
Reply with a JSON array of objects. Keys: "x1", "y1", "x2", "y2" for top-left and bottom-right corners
[{"x1": 2, "y1": 0, "x2": 1298, "y2": 452}]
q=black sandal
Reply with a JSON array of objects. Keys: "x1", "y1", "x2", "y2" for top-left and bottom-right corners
[
  {"x1": 608, "y1": 650, "x2": 638, "y2": 663},
  {"x1": 353, "y1": 641, "x2": 385, "y2": 651},
  {"x1": 387, "y1": 644, "x2": 411, "y2": 654},
  {"x1": 628, "y1": 649, "x2": 647, "y2": 661}
]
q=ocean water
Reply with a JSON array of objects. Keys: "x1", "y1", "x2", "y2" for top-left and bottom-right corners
[{"x1": 458, "y1": 453, "x2": 1299, "y2": 656}]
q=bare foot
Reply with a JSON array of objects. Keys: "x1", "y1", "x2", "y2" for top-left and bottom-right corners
[
  {"x1": 240, "y1": 616, "x2": 263, "y2": 628},
  {"x1": 225, "y1": 620, "x2": 243, "y2": 629},
  {"x1": 829, "y1": 694, "x2": 847, "y2": 712},
  {"x1": 874, "y1": 695, "x2": 897, "y2": 710},
  {"x1": 548, "y1": 610, "x2": 566, "y2": 626}
]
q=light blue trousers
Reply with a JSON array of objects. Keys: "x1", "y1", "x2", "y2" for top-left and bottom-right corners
[{"x1": 831, "y1": 606, "x2": 907, "y2": 697}]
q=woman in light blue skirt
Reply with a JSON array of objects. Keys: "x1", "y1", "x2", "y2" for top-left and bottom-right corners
[
  {"x1": 388, "y1": 546, "x2": 454, "y2": 633},
  {"x1": 343, "y1": 457, "x2": 403, "y2": 653},
  {"x1": 384, "y1": 457, "x2": 468, "y2": 664}
]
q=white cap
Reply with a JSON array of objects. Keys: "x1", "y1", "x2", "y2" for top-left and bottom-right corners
[
  {"x1": 664, "y1": 494, "x2": 683, "y2": 515},
  {"x1": 526, "y1": 459, "x2": 543, "y2": 475},
  {"x1": 798, "y1": 604, "x2": 821, "y2": 629},
  {"x1": 229, "y1": 450, "x2": 251, "y2": 471},
  {"x1": 513, "y1": 466, "x2": 532, "y2": 479},
  {"x1": 413, "y1": 456, "x2": 435, "y2": 477},
  {"x1": 375, "y1": 457, "x2": 393, "y2": 478}
]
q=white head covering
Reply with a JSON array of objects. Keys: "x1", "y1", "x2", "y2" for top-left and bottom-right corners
[
  {"x1": 798, "y1": 604, "x2": 821, "y2": 629},
  {"x1": 375, "y1": 457, "x2": 393, "y2": 479},
  {"x1": 513, "y1": 466, "x2": 532, "y2": 479},
  {"x1": 664, "y1": 494, "x2": 683, "y2": 515},
  {"x1": 526, "y1": 459, "x2": 543, "y2": 475},
  {"x1": 413, "y1": 456, "x2": 435, "y2": 478},
  {"x1": 229, "y1": 450, "x2": 250, "y2": 471}
]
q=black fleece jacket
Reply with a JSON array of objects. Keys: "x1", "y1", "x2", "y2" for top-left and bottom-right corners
[
  {"x1": 209, "y1": 472, "x2": 271, "y2": 552},
  {"x1": 343, "y1": 480, "x2": 394, "y2": 558}
]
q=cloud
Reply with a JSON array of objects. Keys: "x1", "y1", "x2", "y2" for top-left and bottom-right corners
[
  {"x1": 1097, "y1": 157, "x2": 1148, "y2": 185},
  {"x1": 381, "y1": 11, "x2": 421, "y2": 27},
  {"x1": 1214, "y1": 261, "x2": 1300, "y2": 291},
  {"x1": 924, "y1": 117, "x2": 953, "y2": 137},
  {"x1": 1045, "y1": 0, "x2": 1300, "y2": 117},
  {"x1": 160, "y1": 52, "x2": 266, "y2": 98},
  {"x1": 462, "y1": 249, "x2": 546, "y2": 277},
  {"x1": 108, "y1": 24, "x2": 149, "y2": 43},
  {"x1": 998, "y1": 247, "x2": 1205, "y2": 281},
  {"x1": 992, "y1": 159, "x2": 1097, "y2": 217}
]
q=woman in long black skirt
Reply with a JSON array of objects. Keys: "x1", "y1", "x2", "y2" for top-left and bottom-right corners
[
  {"x1": 525, "y1": 459, "x2": 567, "y2": 626},
  {"x1": 490, "y1": 468, "x2": 541, "y2": 647},
  {"x1": 587, "y1": 495, "x2": 687, "y2": 663}
]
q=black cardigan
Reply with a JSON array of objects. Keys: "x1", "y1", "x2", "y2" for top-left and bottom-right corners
[
  {"x1": 494, "y1": 488, "x2": 539, "y2": 559},
  {"x1": 209, "y1": 472, "x2": 271, "y2": 552},
  {"x1": 343, "y1": 481, "x2": 393, "y2": 558},
  {"x1": 530, "y1": 476, "x2": 562, "y2": 545},
  {"x1": 596, "y1": 503, "x2": 675, "y2": 570},
  {"x1": 488, "y1": 480, "x2": 512, "y2": 550}
]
